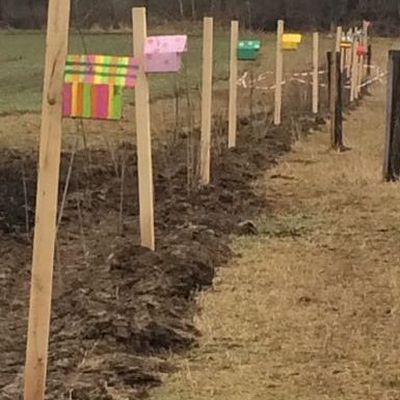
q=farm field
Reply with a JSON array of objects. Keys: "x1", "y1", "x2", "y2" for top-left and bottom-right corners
[
  {"x1": 0, "y1": 24, "x2": 397, "y2": 400},
  {"x1": 0, "y1": 29, "x2": 333, "y2": 115},
  {"x1": 0, "y1": 30, "x2": 334, "y2": 148}
]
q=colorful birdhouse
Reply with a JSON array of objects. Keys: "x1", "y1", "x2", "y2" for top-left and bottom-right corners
[
  {"x1": 237, "y1": 40, "x2": 261, "y2": 61},
  {"x1": 282, "y1": 34, "x2": 302, "y2": 50},
  {"x1": 63, "y1": 54, "x2": 139, "y2": 120},
  {"x1": 63, "y1": 83, "x2": 123, "y2": 120},
  {"x1": 340, "y1": 40, "x2": 352, "y2": 49},
  {"x1": 357, "y1": 45, "x2": 367, "y2": 57},
  {"x1": 341, "y1": 32, "x2": 354, "y2": 49},
  {"x1": 144, "y1": 35, "x2": 188, "y2": 73}
]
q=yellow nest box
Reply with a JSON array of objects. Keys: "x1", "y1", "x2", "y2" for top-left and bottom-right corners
[
  {"x1": 282, "y1": 33, "x2": 302, "y2": 50},
  {"x1": 340, "y1": 41, "x2": 352, "y2": 49},
  {"x1": 340, "y1": 36, "x2": 353, "y2": 49}
]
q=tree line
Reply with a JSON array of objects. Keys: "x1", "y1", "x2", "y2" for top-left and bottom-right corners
[{"x1": 1, "y1": 0, "x2": 399, "y2": 34}]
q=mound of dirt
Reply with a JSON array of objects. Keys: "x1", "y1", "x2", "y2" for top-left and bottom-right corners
[{"x1": 0, "y1": 115, "x2": 322, "y2": 399}]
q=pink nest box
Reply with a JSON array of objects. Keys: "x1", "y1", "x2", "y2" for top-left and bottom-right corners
[
  {"x1": 357, "y1": 45, "x2": 367, "y2": 57},
  {"x1": 145, "y1": 35, "x2": 188, "y2": 73}
]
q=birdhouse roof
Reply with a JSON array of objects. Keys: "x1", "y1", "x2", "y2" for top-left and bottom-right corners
[
  {"x1": 282, "y1": 34, "x2": 302, "y2": 44},
  {"x1": 145, "y1": 35, "x2": 188, "y2": 54},
  {"x1": 238, "y1": 40, "x2": 261, "y2": 50},
  {"x1": 65, "y1": 54, "x2": 139, "y2": 88}
]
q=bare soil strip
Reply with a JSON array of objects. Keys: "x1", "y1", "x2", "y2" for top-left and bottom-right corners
[{"x1": 1, "y1": 110, "x2": 319, "y2": 399}]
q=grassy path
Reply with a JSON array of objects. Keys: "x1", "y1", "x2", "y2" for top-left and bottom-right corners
[{"x1": 150, "y1": 77, "x2": 400, "y2": 399}]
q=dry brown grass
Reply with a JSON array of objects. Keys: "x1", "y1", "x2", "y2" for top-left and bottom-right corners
[{"x1": 149, "y1": 40, "x2": 400, "y2": 400}]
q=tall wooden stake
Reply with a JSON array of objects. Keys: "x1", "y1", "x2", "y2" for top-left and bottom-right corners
[
  {"x1": 362, "y1": 20, "x2": 369, "y2": 81},
  {"x1": 350, "y1": 39, "x2": 358, "y2": 102},
  {"x1": 340, "y1": 48, "x2": 346, "y2": 73},
  {"x1": 329, "y1": 50, "x2": 337, "y2": 148},
  {"x1": 357, "y1": 51, "x2": 363, "y2": 97},
  {"x1": 274, "y1": 19, "x2": 284, "y2": 125},
  {"x1": 335, "y1": 26, "x2": 342, "y2": 53},
  {"x1": 312, "y1": 32, "x2": 319, "y2": 114},
  {"x1": 335, "y1": 52, "x2": 344, "y2": 148},
  {"x1": 367, "y1": 44, "x2": 372, "y2": 78},
  {"x1": 228, "y1": 20, "x2": 239, "y2": 148},
  {"x1": 382, "y1": 50, "x2": 400, "y2": 181},
  {"x1": 23, "y1": 1, "x2": 71, "y2": 400},
  {"x1": 335, "y1": 26, "x2": 343, "y2": 74},
  {"x1": 200, "y1": 17, "x2": 214, "y2": 185},
  {"x1": 133, "y1": 7, "x2": 155, "y2": 250},
  {"x1": 383, "y1": 51, "x2": 395, "y2": 180}
]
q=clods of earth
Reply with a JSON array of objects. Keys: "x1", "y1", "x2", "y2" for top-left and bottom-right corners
[{"x1": 0, "y1": 115, "x2": 323, "y2": 399}]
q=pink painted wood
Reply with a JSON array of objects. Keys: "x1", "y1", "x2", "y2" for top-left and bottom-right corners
[{"x1": 144, "y1": 35, "x2": 188, "y2": 73}]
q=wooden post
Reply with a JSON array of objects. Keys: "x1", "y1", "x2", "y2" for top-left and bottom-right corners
[
  {"x1": 23, "y1": 1, "x2": 71, "y2": 400},
  {"x1": 347, "y1": 28, "x2": 354, "y2": 77},
  {"x1": 329, "y1": 49, "x2": 338, "y2": 148},
  {"x1": 383, "y1": 51, "x2": 400, "y2": 181},
  {"x1": 274, "y1": 19, "x2": 284, "y2": 126},
  {"x1": 340, "y1": 48, "x2": 345, "y2": 73},
  {"x1": 344, "y1": 47, "x2": 350, "y2": 76},
  {"x1": 350, "y1": 39, "x2": 358, "y2": 101},
  {"x1": 335, "y1": 52, "x2": 344, "y2": 148},
  {"x1": 362, "y1": 20, "x2": 369, "y2": 81},
  {"x1": 327, "y1": 51, "x2": 332, "y2": 104},
  {"x1": 312, "y1": 32, "x2": 319, "y2": 114},
  {"x1": 383, "y1": 51, "x2": 395, "y2": 180},
  {"x1": 362, "y1": 20, "x2": 369, "y2": 47},
  {"x1": 355, "y1": 34, "x2": 363, "y2": 98},
  {"x1": 199, "y1": 17, "x2": 214, "y2": 185},
  {"x1": 335, "y1": 26, "x2": 342, "y2": 53},
  {"x1": 132, "y1": 7, "x2": 155, "y2": 251},
  {"x1": 357, "y1": 52, "x2": 363, "y2": 97},
  {"x1": 329, "y1": 52, "x2": 343, "y2": 149},
  {"x1": 228, "y1": 20, "x2": 239, "y2": 148},
  {"x1": 367, "y1": 44, "x2": 372, "y2": 77}
]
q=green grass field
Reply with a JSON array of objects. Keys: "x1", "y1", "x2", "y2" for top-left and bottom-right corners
[
  {"x1": 0, "y1": 29, "x2": 333, "y2": 116},
  {"x1": 0, "y1": 30, "x2": 232, "y2": 115}
]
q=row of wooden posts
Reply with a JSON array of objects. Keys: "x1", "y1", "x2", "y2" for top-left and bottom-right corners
[
  {"x1": 23, "y1": 1, "x2": 371, "y2": 398},
  {"x1": 328, "y1": 23, "x2": 370, "y2": 150}
]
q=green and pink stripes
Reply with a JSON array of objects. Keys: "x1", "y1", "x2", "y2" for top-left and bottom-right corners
[{"x1": 63, "y1": 54, "x2": 139, "y2": 120}]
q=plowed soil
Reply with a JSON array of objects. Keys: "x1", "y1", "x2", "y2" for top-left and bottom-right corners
[{"x1": 0, "y1": 113, "x2": 322, "y2": 399}]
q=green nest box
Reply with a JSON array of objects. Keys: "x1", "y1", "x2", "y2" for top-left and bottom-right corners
[{"x1": 237, "y1": 40, "x2": 261, "y2": 61}]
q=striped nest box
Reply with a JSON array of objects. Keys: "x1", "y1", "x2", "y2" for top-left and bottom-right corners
[
  {"x1": 237, "y1": 40, "x2": 261, "y2": 61},
  {"x1": 144, "y1": 35, "x2": 188, "y2": 73},
  {"x1": 63, "y1": 55, "x2": 139, "y2": 120},
  {"x1": 282, "y1": 34, "x2": 302, "y2": 50}
]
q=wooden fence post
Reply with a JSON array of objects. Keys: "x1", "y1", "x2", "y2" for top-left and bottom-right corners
[
  {"x1": 23, "y1": 1, "x2": 71, "y2": 400},
  {"x1": 383, "y1": 51, "x2": 400, "y2": 181},
  {"x1": 274, "y1": 19, "x2": 284, "y2": 126},
  {"x1": 327, "y1": 51, "x2": 332, "y2": 104},
  {"x1": 199, "y1": 17, "x2": 214, "y2": 185},
  {"x1": 132, "y1": 7, "x2": 155, "y2": 251},
  {"x1": 350, "y1": 39, "x2": 358, "y2": 102},
  {"x1": 335, "y1": 52, "x2": 344, "y2": 148},
  {"x1": 228, "y1": 20, "x2": 239, "y2": 148},
  {"x1": 367, "y1": 44, "x2": 372, "y2": 78},
  {"x1": 356, "y1": 43, "x2": 363, "y2": 98},
  {"x1": 329, "y1": 49, "x2": 338, "y2": 148},
  {"x1": 362, "y1": 20, "x2": 369, "y2": 81},
  {"x1": 312, "y1": 32, "x2": 319, "y2": 114},
  {"x1": 330, "y1": 52, "x2": 343, "y2": 150},
  {"x1": 336, "y1": 26, "x2": 342, "y2": 53}
]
